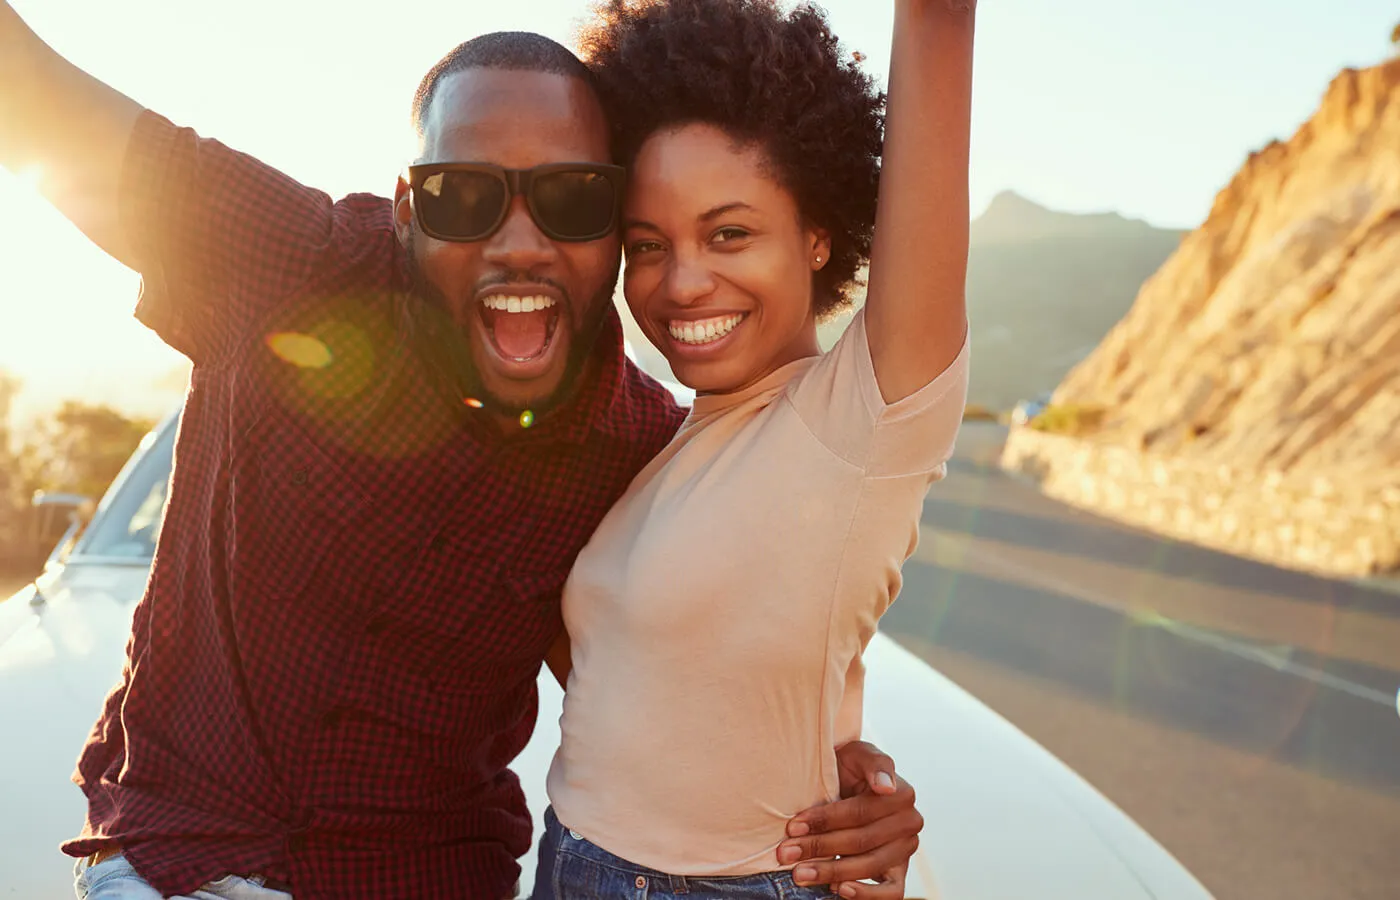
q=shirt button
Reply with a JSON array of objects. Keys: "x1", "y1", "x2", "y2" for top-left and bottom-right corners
[
  {"x1": 428, "y1": 535, "x2": 447, "y2": 553},
  {"x1": 290, "y1": 468, "x2": 309, "y2": 486},
  {"x1": 635, "y1": 876, "x2": 647, "y2": 889},
  {"x1": 568, "y1": 829, "x2": 582, "y2": 840}
]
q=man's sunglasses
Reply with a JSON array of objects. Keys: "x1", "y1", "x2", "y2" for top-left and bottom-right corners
[{"x1": 406, "y1": 162, "x2": 626, "y2": 243}]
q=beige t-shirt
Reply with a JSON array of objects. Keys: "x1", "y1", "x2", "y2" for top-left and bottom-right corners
[{"x1": 546, "y1": 310, "x2": 970, "y2": 875}]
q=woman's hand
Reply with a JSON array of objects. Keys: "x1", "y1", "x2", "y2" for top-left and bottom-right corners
[{"x1": 779, "y1": 741, "x2": 925, "y2": 899}]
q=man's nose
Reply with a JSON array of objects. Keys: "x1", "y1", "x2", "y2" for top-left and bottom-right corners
[{"x1": 481, "y1": 195, "x2": 559, "y2": 271}]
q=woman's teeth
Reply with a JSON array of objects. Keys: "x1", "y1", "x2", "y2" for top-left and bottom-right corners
[
  {"x1": 668, "y1": 314, "x2": 745, "y2": 345},
  {"x1": 480, "y1": 294, "x2": 558, "y2": 313}
]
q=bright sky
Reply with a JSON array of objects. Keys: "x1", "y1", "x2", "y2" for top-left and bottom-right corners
[{"x1": 0, "y1": 0, "x2": 1395, "y2": 413}]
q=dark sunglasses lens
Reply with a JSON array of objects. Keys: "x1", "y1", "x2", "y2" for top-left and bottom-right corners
[
  {"x1": 531, "y1": 170, "x2": 618, "y2": 239},
  {"x1": 416, "y1": 171, "x2": 507, "y2": 239}
]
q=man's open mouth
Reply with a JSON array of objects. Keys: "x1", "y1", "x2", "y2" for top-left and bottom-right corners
[{"x1": 479, "y1": 294, "x2": 564, "y2": 363}]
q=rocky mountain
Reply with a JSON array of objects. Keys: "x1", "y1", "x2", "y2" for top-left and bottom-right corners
[
  {"x1": 963, "y1": 192, "x2": 1184, "y2": 409},
  {"x1": 1053, "y1": 59, "x2": 1400, "y2": 477}
]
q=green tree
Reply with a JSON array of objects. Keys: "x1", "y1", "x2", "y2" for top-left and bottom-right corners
[
  {"x1": 24, "y1": 402, "x2": 155, "y2": 501},
  {"x1": 0, "y1": 370, "x2": 21, "y2": 488}
]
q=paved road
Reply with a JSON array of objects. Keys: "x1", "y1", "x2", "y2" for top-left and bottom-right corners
[{"x1": 885, "y1": 423, "x2": 1400, "y2": 900}]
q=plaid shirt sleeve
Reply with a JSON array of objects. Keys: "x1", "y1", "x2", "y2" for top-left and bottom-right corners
[{"x1": 119, "y1": 111, "x2": 396, "y2": 364}]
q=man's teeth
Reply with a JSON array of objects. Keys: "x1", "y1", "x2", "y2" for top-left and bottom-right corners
[
  {"x1": 480, "y1": 295, "x2": 558, "y2": 314},
  {"x1": 668, "y1": 314, "x2": 745, "y2": 345}
]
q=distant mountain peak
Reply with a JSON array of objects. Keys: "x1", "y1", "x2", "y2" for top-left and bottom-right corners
[
  {"x1": 982, "y1": 190, "x2": 1052, "y2": 217},
  {"x1": 972, "y1": 190, "x2": 1169, "y2": 246}
]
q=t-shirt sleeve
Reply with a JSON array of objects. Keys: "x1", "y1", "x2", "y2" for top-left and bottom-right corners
[
  {"x1": 788, "y1": 309, "x2": 969, "y2": 478},
  {"x1": 119, "y1": 111, "x2": 397, "y2": 365}
]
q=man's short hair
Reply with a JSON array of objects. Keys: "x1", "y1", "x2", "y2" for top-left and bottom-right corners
[{"x1": 411, "y1": 32, "x2": 597, "y2": 137}]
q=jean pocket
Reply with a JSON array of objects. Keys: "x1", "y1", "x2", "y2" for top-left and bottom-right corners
[
  {"x1": 777, "y1": 873, "x2": 838, "y2": 900},
  {"x1": 552, "y1": 845, "x2": 635, "y2": 899}
]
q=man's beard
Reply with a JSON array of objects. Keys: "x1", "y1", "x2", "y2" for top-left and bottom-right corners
[{"x1": 404, "y1": 235, "x2": 621, "y2": 419}]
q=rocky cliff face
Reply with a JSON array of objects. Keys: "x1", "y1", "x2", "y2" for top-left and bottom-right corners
[{"x1": 1055, "y1": 59, "x2": 1400, "y2": 485}]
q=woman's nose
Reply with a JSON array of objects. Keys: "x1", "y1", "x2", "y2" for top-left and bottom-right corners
[{"x1": 664, "y1": 253, "x2": 717, "y2": 307}]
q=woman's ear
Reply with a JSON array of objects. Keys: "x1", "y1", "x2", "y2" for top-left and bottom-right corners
[{"x1": 810, "y1": 229, "x2": 832, "y2": 270}]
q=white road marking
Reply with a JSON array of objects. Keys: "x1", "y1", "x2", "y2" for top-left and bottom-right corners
[{"x1": 1144, "y1": 615, "x2": 1396, "y2": 708}]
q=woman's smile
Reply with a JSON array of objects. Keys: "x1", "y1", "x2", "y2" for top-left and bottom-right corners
[{"x1": 666, "y1": 312, "x2": 746, "y2": 345}]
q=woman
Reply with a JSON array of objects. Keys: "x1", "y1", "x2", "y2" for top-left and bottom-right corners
[{"x1": 536, "y1": 1, "x2": 974, "y2": 898}]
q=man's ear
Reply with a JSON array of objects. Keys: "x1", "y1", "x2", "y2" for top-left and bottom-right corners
[{"x1": 394, "y1": 176, "x2": 414, "y2": 249}]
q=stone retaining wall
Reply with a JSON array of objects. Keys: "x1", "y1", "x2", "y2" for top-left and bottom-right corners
[{"x1": 1000, "y1": 427, "x2": 1400, "y2": 577}]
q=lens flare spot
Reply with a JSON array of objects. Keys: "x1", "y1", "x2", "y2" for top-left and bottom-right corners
[
  {"x1": 519, "y1": 410, "x2": 535, "y2": 429},
  {"x1": 266, "y1": 332, "x2": 334, "y2": 369},
  {"x1": 464, "y1": 397, "x2": 484, "y2": 409}
]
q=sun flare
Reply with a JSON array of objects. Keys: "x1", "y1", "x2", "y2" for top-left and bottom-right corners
[{"x1": 16, "y1": 165, "x2": 42, "y2": 192}]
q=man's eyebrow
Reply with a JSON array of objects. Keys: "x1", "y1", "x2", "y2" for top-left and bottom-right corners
[{"x1": 623, "y1": 203, "x2": 757, "y2": 232}]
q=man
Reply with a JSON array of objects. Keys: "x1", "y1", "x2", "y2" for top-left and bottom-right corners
[{"x1": 0, "y1": 5, "x2": 923, "y2": 900}]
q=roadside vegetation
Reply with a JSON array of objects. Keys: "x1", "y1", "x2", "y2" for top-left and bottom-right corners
[
  {"x1": 1028, "y1": 403, "x2": 1106, "y2": 437},
  {"x1": 0, "y1": 371, "x2": 153, "y2": 580}
]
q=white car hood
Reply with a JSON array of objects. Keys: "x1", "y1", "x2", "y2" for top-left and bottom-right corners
[
  {"x1": 860, "y1": 637, "x2": 1210, "y2": 899},
  {"x1": 518, "y1": 636, "x2": 1210, "y2": 900},
  {"x1": 0, "y1": 563, "x2": 149, "y2": 899},
  {"x1": 0, "y1": 564, "x2": 1210, "y2": 900}
]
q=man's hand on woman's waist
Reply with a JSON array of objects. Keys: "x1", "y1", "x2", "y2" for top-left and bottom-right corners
[{"x1": 779, "y1": 741, "x2": 924, "y2": 900}]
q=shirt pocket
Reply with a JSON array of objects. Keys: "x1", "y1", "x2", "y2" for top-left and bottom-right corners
[{"x1": 231, "y1": 416, "x2": 370, "y2": 603}]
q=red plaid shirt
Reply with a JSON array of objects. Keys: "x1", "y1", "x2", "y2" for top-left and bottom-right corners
[{"x1": 61, "y1": 113, "x2": 685, "y2": 900}]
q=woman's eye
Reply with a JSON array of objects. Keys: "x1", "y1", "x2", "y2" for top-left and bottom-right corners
[
  {"x1": 628, "y1": 240, "x2": 663, "y2": 255},
  {"x1": 713, "y1": 227, "x2": 750, "y2": 243}
]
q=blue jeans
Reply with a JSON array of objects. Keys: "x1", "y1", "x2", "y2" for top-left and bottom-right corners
[
  {"x1": 532, "y1": 808, "x2": 831, "y2": 900},
  {"x1": 74, "y1": 854, "x2": 293, "y2": 900}
]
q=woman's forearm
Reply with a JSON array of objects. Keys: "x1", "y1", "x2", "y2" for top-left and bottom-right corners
[{"x1": 862, "y1": 0, "x2": 975, "y2": 403}]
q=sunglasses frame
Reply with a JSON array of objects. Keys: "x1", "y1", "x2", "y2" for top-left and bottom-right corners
[{"x1": 406, "y1": 162, "x2": 627, "y2": 244}]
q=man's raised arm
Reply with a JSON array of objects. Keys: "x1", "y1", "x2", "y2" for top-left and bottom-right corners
[
  {"x1": 0, "y1": 1, "x2": 385, "y2": 367},
  {"x1": 0, "y1": 1, "x2": 144, "y2": 263}
]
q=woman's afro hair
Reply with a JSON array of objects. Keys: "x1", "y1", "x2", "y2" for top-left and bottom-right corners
[{"x1": 579, "y1": 0, "x2": 885, "y2": 317}]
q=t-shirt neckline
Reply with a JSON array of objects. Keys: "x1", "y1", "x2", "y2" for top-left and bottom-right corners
[{"x1": 689, "y1": 354, "x2": 821, "y2": 419}]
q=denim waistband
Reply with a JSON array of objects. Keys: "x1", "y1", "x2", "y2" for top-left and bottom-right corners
[{"x1": 544, "y1": 807, "x2": 793, "y2": 891}]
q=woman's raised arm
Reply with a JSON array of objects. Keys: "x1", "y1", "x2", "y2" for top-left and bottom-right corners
[{"x1": 863, "y1": 0, "x2": 975, "y2": 403}]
